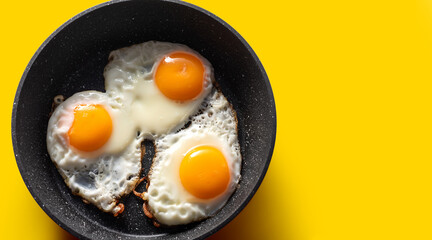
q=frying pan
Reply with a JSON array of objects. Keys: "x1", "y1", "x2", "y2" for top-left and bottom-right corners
[{"x1": 12, "y1": 0, "x2": 276, "y2": 239}]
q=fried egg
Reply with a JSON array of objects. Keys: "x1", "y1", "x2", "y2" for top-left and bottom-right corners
[
  {"x1": 46, "y1": 41, "x2": 241, "y2": 223},
  {"x1": 104, "y1": 41, "x2": 213, "y2": 137},
  {"x1": 144, "y1": 91, "x2": 242, "y2": 225},
  {"x1": 47, "y1": 91, "x2": 141, "y2": 215}
]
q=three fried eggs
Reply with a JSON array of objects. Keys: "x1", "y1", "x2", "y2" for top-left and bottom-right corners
[{"x1": 46, "y1": 41, "x2": 241, "y2": 225}]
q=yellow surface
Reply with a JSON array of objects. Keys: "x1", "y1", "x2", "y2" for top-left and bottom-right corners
[{"x1": 1, "y1": 0, "x2": 432, "y2": 239}]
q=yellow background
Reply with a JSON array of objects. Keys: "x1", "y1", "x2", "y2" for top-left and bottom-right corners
[{"x1": 1, "y1": 0, "x2": 432, "y2": 239}]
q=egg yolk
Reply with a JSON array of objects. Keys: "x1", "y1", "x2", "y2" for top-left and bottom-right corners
[
  {"x1": 67, "y1": 104, "x2": 112, "y2": 152},
  {"x1": 179, "y1": 146, "x2": 230, "y2": 199},
  {"x1": 155, "y1": 52, "x2": 205, "y2": 101}
]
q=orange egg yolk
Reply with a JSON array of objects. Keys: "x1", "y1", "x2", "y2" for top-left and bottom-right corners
[
  {"x1": 155, "y1": 52, "x2": 205, "y2": 101},
  {"x1": 179, "y1": 146, "x2": 230, "y2": 199},
  {"x1": 67, "y1": 104, "x2": 112, "y2": 152}
]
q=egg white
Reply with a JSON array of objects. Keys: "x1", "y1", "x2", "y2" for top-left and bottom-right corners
[
  {"x1": 103, "y1": 41, "x2": 213, "y2": 138},
  {"x1": 46, "y1": 41, "x2": 241, "y2": 221},
  {"x1": 144, "y1": 90, "x2": 242, "y2": 225},
  {"x1": 47, "y1": 91, "x2": 142, "y2": 214}
]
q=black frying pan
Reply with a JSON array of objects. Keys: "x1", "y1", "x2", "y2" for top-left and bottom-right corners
[{"x1": 12, "y1": 0, "x2": 276, "y2": 239}]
